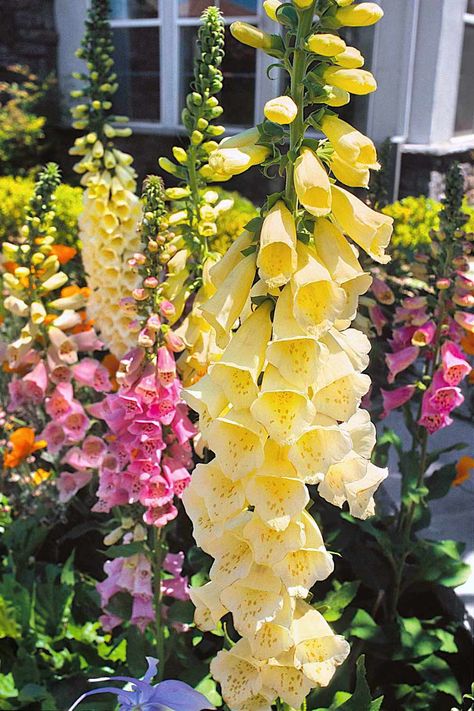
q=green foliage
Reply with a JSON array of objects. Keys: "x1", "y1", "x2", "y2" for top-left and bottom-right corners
[
  {"x1": 211, "y1": 189, "x2": 258, "y2": 254},
  {"x1": 0, "y1": 65, "x2": 52, "y2": 176},
  {"x1": 0, "y1": 175, "x2": 82, "y2": 247}
]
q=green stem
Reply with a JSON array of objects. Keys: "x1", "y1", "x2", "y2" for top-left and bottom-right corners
[
  {"x1": 284, "y1": 2, "x2": 316, "y2": 211},
  {"x1": 388, "y1": 234, "x2": 456, "y2": 621},
  {"x1": 150, "y1": 526, "x2": 165, "y2": 680}
]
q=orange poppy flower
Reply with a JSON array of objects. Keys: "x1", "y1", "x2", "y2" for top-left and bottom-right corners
[
  {"x1": 60, "y1": 284, "x2": 90, "y2": 299},
  {"x1": 3, "y1": 427, "x2": 47, "y2": 469},
  {"x1": 51, "y1": 244, "x2": 77, "y2": 265},
  {"x1": 3, "y1": 261, "x2": 18, "y2": 274},
  {"x1": 453, "y1": 456, "x2": 474, "y2": 487},
  {"x1": 460, "y1": 331, "x2": 474, "y2": 356}
]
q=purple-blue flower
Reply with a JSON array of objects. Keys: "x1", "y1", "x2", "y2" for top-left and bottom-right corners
[{"x1": 68, "y1": 657, "x2": 214, "y2": 711}]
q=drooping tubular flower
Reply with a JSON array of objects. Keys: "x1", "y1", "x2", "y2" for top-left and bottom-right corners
[
  {"x1": 183, "y1": 2, "x2": 389, "y2": 709},
  {"x1": 70, "y1": 0, "x2": 141, "y2": 357}
]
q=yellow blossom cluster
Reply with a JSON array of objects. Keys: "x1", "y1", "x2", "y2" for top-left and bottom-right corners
[
  {"x1": 183, "y1": 2, "x2": 391, "y2": 709},
  {"x1": 69, "y1": 0, "x2": 141, "y2": 357},
  {"x1": 72, "y1": 142, "x2": 142, "y2": 356}
]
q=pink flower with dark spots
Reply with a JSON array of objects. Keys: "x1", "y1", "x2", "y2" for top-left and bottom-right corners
[
  {"x1": 412, "y1": 320, "x2": 436, "y2": 347},
  {"x1": 385, "y1": 345, "x2": 419, "y2": 384},
  {"x1": 41, "y1": 421, "x2": 67, "y2": 454},
  {"x1": 440, "y1": 341, "x2": 472, "y2": 386},
  {"x1": 380, "y1": 384, "x2": 417, "y2": 418},
  {"x1": 56, "y1": 469, "x2": 92, "y2": 503},
  {"x1": 428, "y1": 371, "x2": 464, "y2": 413}
]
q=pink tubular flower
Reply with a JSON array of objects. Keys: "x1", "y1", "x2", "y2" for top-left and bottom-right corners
[
  {"x1": 41, "y1": 421, "x2": 67, "y2": 454},
  {"x1": 419, "y1": 392, "x2": 453, "y2": 434},
  {"x1": 455, "y1": 311, "x2": 474, "y2": 333},
  {"x1": 428, "y1": 370, "x2": 464, "y2": 413},
  {"x1": 368, "y1": 304, "x2": 387, "y2": 336},
  {"x1": 56, "y1": 469, "x2": 92, "y2": 503},
  {"x1": 441, "y1": 341, "x2": 472, "y2": 386},
  {"x1": 45, "y1": 382, "x2": 74, "y2": 419},
  {"x1": 371, "y1": 277, "x2": 395, "y2": 304},
  {"x1": 156, "y1": 346, "x2": 176, "y2": 386},
  {"x1": 412, "y1": 320, "x2": 436, "y2": 347},
  {"x1": 160, "y1": 300, "x2": 176, "y2": 319},
  {"x1": 385, "y1": 345, "x2": 419, "y2": 384},
  {"x1": 72, "y1": 358, "x2": 112, "y2": 392},
  {"x1": 380, "y1": 384, "x2": 416, "y2": 418}
]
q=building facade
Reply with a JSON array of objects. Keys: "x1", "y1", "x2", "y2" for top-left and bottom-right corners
[{"x1": 1, "y1": 0, "x2": 473, "y2": 200}]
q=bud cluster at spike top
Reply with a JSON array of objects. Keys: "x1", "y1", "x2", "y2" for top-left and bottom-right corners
[
  {"x1": 182, "y1": 2, "x2": 392, "y2": 710},
  {"x1": 70, "y1": 0, "x2": 141, "y2": 357}
]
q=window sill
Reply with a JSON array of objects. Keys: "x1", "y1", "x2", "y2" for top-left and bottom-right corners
[{"x1": 401, "y1": 134, "x2": 474, "y2": 156}]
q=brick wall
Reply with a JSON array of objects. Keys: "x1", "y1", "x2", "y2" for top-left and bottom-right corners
[{"x1": 0, "y1": 0, "x2": 57, "y2": 77}]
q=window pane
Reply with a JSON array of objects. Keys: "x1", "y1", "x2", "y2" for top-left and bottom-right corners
[
  {"x1": 468, "y1": 0, "x2": 474, "y2": 14},
  {"x1": 112, "y1": 27, "x2": 160, "y2": 120},
  {"x1": 179, "y1": 26, "x2": 255, "y2": 127},
  {"x1": 455, "y1": 25, "x2": 474, "y2": 134},
  {"x1": 179, "y1": 0, "x2": 217, "y2": 17},
  {"x1": 220, "y1": 0, "x2": 257, "y2": 14},
  {"x1": 110, "y1": 0, "x2": 158, "y2": 20}
]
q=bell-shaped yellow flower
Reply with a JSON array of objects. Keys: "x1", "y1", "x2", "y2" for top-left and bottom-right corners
[
  {"x1": 336, "y1": 2, "x2": 384, "y2": 27},
  {"x1": 209, "y1": 526, "x2": 254, "y2": 586},
  {"x1": 202, "y1": 252, "x2": 257, "y2": 348},
  {"x1": 289, "y1": 422, "x2": 352, "y2": 484},
  {"x1": 208, "y1": 230, "x2": 253, "y2": 289},
  {"x1": 189, "y1": 580, "x2": 228, "y2": 632},
  {"x1": 274, "y1": 512, "x2": 334, "y2": 597},
  {"x1": 331, "y1": 151, "x2": 372, "y2": 188},
  {"x1": 313, "y1": 219, "x2": 372, "y2": 320},
  {"x1": 291, "y1": 600, "x2": 350, "y2": 686},
  {"x1": 334, "y1": 45, "x2": 365, "y2": 68},
  {"x1": 251, "y1": 365, "x2": 316, "y2": 445},
  {"x1": 329, "y1": 326, "x2": 371, "y2": 373},
  {"x1": 323, "y1": 66, "x2": 377, "y2": 95},
  {"x1": 245, "y1": 440, "x2": 308, "y2": 527},
  {"x1": 331, "y1": 185, "x2": 393, "y2": 263},
  {"x1": 209, "y1": 301, "x2": 273, "y2": 409},
  {"x1": 307, "y1": 33, "x2": 346, "y2": 57},
  {"x1": 266, "y1": 283, "x2": 327, "y2": 390},
  {"x1": 210, "y1": 408, "x2": 267, "y2": 480},
  {"x1": 263, "y1": 0, "x2": 282, "y2": 21},
  {"x1": 189, "y1": 462, "x2": 246, "y2": 523},
  {"x1": 324, "y1": 85, "x2": 351, "y2": 107},
  {"x1": 184, "y1": 374, "x2": 228, "y2": 439},
  {"x1": 261, "y1": 654, "x2": 313, "y2": 710},
  {"x1": 209, "y1": 127, "x2": 270, "y2": 178},
  {"x1": 257, "y1": 200, "x2": 297, "y2": 288},
  {"x1": 210, "y1": 639, "x2": 263, "y2": 710},
  {"x1": 319, "y1": 453, "x2": 387, "y2": 519},
  {"x1": 291, "y1": 243, "x2": 347, "y2": 337},
  {"x1": 181, "y1": 485, "x2": 227, "y2": 553},
  {"x1": 220, "y1": 563, "x2": 283, "y2": 637},
  {"x1": 294, "y1": 148, "x2": 332, "y2": 216},
  {"x1": 313, "y1": 371, "x2": 371, "y2": 421},
  {"x1": 249, "y1": 592, "x2": 294, "y2": 660},
  {"x1": 243, "y1": 513, "x2": 305, "y2": 566},
  {"x1": 342, "y1": 408, "x2": 376, "y2": 459},
  {"x1": 264, "y1": 96, "x2": 298, "y2": 125},
  {"x1": 321, "y1": 115, "x2": 379, "y2": 166}
]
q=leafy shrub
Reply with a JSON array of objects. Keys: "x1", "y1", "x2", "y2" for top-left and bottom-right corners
[
  {"x1": 211, "y1": 189, "x2": 258, "y2": 254},
  {"x1": 0, "y1": 65, "x2": 52, "y2": 176},
  {"x1": 0, "y1": 176, "x2": 83, "y2": 247}
]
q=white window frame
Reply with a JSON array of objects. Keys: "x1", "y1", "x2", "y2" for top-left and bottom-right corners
[{"x1": 108, "y1": 0, "x2": 281, "y2": 134}]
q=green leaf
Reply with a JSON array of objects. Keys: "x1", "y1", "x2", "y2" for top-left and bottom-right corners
[
  {"x1": 319, "y1": 581, "x2": 360, "y2": 622},
  {"x1": 194, "y1": 675, "x2": 222, "y2": 707},
  {"x1": 412, "y1": 655, "x2": 462, "y2": 703},
  {"x1": 126, "y1": 626, "x2": 148, "y2": 678},
  {"x1": 0, "y1": 596, "x2": 21, "y2": 640},
  {"x1": 106, "y1": 541, "x2": 145, "y2": 559},
  {"x1": 347, "y1": 610, "x2": 381, "y2": 642},
  {"x1": 398, "y1": 617, "x2": 443, "y2": 659},
  {"x1": 426, "y1": 463, "x2": 457, "y2": 500},
  {"x1": 243, "y1": 216, "x2": 262, "y2": 233},
  {"x1": 18, "y1": 684, "x2": 57, "y2": 710},
  {"x1": 106, "y1": 591, "x2": 132, "y2": 620},
  {"x1": 240, "y1": 244, "x2": 257, "y2": 256},
  {"x1": 373, "y1": 428, "x2": 402, "y2": 467},
  {"x1": 167, "y1": 600, "x2": 195, "y2": 625},
  {"x1": 411, "y1": 539, "x2": 470, "y2": 588},
  {"x1": 336, "y1": 656, "x2": 383, "y2": 710},
  {"x1": 426, "y1": 442, "x2": 468, "y2": 466},
  {"x1": 0, "y1": 673, "x2": 18, "y2": 700}
]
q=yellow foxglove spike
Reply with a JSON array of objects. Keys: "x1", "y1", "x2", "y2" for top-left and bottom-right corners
[
  {"x1": 288, "y1": 423, "x2": 352, "y2": 484},
  {"x1": 323, "y1": 85, "x2": 351, "y2": 107},
  {"x1": 208, "y1": 230, "x2": 253, "y2": 289},
  {"x1": 220, "y1": 563, "x2": 283, "y2": 636},
  {"x1": 210, "y1": 640, "x2": 264, "y2": 710},
  {"x1": 330, "y1": 151, "x2": 371, "y2": 188},
  {"x1": 257, "y1": 200, "x2": 298, "y2": 288},
  {"x1": 183, "y1": 374, "x2": 229, "y2": 440},
  {"x1": 191, "y1": 463, "x2": 247, "y2": 522},
  {"x1": 243, "y1": 515, "x2": 305, "y2": 567},
  {"x1": 201, "y1": 252, "x2": 257, "y2": 349},
  {"x1": 209, "y1": 301, "x2": 273, "y2": 409},
  {"x1": 342, "y1": 408, "x2": 376, "y2": 459},
  {"x1": 313, "y1": 371, "x2": 371, "y2": 421},
  {"x1": 294, "y1": 147, "x2": 332, "y2": 216},
  {"x1": 189, "y1": 580, "x2": 228, "y2": 632},
  {"x1": 249, "y1": 594, "x2": 294, "y2": 660},
  {"x1": 331, "y1": 185, "x2": 393, "y2": 263}
]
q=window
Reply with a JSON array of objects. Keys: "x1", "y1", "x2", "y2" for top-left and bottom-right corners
[
  {"x1": 455, "y1": 5, "x2": 474, "y2": 135},
  {"x1": 109, "y1": 0, "x2": 276, "y2": 131}
]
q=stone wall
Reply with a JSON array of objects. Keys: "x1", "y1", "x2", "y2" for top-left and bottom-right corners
[{"x1": 0, "y1": 0, "x2": 57, "y2": 77}]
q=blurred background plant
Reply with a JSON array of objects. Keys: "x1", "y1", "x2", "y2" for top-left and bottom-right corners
[{"x1": 0, "y1": 64, "x2": 54, "y2": 177}]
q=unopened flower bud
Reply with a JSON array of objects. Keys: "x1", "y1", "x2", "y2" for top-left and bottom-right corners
[
  {"x1": 165, "y1": 330, "x2": 185, "y2": 353},
  {"x1": 436, "y1": 278, "x2": 450, "y2": 290},
  {"x1": 147, "y1": 314, "x2": 161, "y2": 331},
  {"x1": 143, "y1": 276, "x2": 159, "y2": 289},
  {"x1": 160, "y1": 300, "x2": 176, "y2": 318},
  {"x1": 132, "y1": 288, "x2": 148, "y2": 301}
]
